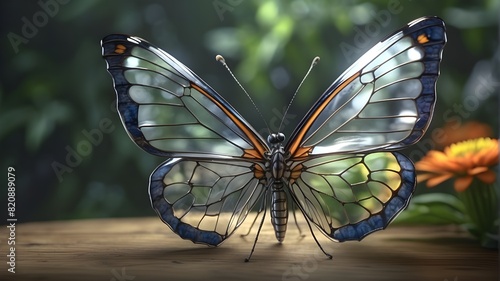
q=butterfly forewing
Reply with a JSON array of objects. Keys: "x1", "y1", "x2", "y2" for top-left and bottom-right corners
[
  {"x1": 102, "y1": 34, "x2": 268, "y2": 160},
  {"x1": 286, "y1": 17, "x2": 446, "y2": 157}
]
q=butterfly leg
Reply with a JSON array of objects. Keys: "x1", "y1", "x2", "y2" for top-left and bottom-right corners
[
  {"x1": 290, "y1": 200, "x2": 306, "y2": 239},
  {"x1": 244, "y1": 189, "x2": 269, "y2": 262},
  {"x1": 303, "y1": 216, "x2": 333, "y2": 259},
  {"x1": 240, "y1": 198, "x2": 266, "y2": 238}
]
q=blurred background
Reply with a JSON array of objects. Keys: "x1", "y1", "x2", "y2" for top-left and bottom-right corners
[{"x1": 1, "y1": 0, "x2": 498, "y2": 222}]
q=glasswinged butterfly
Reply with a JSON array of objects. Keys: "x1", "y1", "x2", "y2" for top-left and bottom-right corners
[{"x1": 102, "y1": 16, "x2": 446, "y2": 261}]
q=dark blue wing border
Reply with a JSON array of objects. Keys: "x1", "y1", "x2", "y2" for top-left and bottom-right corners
[
  {"x1": 149, "y1": 158, "x2": 225, "y2": 246},
  {"x1": 102, "y1": 34, "x2": 170, "y2": 156},
  {"x1": 398, "y1": 16, "x2": 446, "y2": 148},
  {"x1": 331, "y1": 152, "x2": 416, "y2": 241}
]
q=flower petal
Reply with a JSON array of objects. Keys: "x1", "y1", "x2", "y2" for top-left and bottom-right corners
[
  {"x1": 426, "y1": 173, "x2": 453, "y2": 188},
  {"x1": 416, "y1": 157, "x2": 465, "y2": 173},
  {"x1": 476, "y1": 169, "x2": 497, "y2": 184},
  {"x1": 468, "y1": 166, "x2": 488, "y2": 176},
  {"x1": 454, "y1": 176, "x2": 473, "y2": 192},
  {"x1": 417, "y1": 173, "x2": 438, "y2": 183}
]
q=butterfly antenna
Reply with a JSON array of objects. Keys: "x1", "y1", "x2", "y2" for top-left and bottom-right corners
[
  {"x1": 278, "y1": 56, "x2": 320, "y2": 133},
  {"x1": 216, "y1": 55, "x2": 271, "y2": 135}
]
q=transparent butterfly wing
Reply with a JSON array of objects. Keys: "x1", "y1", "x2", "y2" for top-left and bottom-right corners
[
  {"x1": 286, "y1": 17, "x2": 446, "y2": 241},
  {"x1": 149, "y1": 158, "x2": 266, "y2": 245},
  {"x1": 102, "y1": 34, "x2": 268, "y2": 160},
  {"x1": 286, "y1": 17, "x2": 446, "y2": 157},
  {"x1": 288, "y1": 152, "x2": 415, "y2": 241}
]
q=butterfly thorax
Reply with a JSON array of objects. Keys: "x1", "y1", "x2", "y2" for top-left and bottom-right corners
[
  {"x1": 266, "y1": 133, "x2": 289, "y2": 242},
  {"x1": 265, "y1": 133, "x2": 289, "y2": 180}
]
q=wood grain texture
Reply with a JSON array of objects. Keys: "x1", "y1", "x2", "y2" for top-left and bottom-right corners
[{"x1": 0, "y1": 217, "x2": 497, "y2": 281}]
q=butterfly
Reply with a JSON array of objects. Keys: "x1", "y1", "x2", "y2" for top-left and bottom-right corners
[{"x1": 102, "y1": 16, "x2": 446, "y2": 261}]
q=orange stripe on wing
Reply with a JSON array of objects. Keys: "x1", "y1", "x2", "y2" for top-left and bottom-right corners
[
  {"x1": 288, "y1": 72, "x2": 360, "y2": 158},
  {"x1": 417, "y1": 34, "x2": 430, "y2": 44},
  {"x1": 114, "y1": 44, "x2": 127, "y2": 54},
  {"x1": 190, "y1": 83, "x2": 267, "y2": 159}
]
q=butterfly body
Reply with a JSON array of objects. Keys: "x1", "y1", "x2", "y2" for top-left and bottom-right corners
[
  {"x1": 265, "y1": 133, "x2": 289, "y2": 242},
  {"x1": 102, "y1": 16, "x2": 446, "y2": 259}
]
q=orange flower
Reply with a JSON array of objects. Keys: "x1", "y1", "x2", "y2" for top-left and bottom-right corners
[
  {"x1": 416, "y1": 138, "x2": 499, "y2": 192},
  {"x1": 436, "y1": 121, "x2": 493, "y2": 148}
]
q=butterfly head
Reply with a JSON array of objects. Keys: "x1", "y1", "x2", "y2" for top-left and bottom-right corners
[{"x1": 267, "y1": 133, "x2": 285, "y2": 146}]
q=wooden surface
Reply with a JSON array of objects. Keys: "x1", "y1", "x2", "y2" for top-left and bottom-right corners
[{"x1": 1, "y1": 217, "x2": 497, "y2": 281}]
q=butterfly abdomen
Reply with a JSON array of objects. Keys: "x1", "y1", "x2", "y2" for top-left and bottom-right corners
[
  {"x1": 267, "y1": 136, "x2": 289, "y2": 242},
  {"x1": 270, "y1": 184, "x2": 288, "y2": 242}
]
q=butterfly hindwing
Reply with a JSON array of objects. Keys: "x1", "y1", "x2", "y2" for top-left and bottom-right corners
[
  {"x1": 286, "y1": 17, "x2": 446, "y2": 158},
  {"x1": 102, "y1": 34, "x2": 268, "y2": 160},
  {"x1": 288, "y1": 152, "x2": 415, "y2": 241},
  {"x1": 149, "y1": 158, "x2": 266, "y2": 245}
]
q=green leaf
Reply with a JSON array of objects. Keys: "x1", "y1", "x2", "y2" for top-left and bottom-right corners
[
  {"x1": 394, "y1": 193, "x2": 466, "y2": 225},
  {"x1": 410, "y1": 193, "x2": 465, "y2": 212}
]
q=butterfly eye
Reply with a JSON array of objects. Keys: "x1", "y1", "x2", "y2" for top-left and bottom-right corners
[
  {"x1": 267, "y1": 134, "x2": 277, "y2": 144},
  {"x1": 267, "y1": 133, "x2": 285, "y2": 144},
  {"x1": 277, "y1": 133, "x2": 285, "y2": 142}
]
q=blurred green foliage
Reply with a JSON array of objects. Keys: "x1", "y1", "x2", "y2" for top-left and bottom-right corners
[{"x1": 0, "y1": 0, "x2": 498, "y2": 221}]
